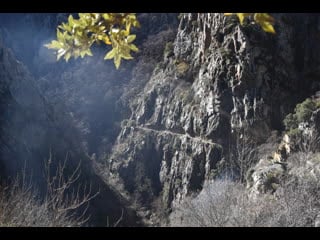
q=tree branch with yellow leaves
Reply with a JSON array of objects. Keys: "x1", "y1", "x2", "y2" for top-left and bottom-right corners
[
  {"x1": 224, "y1": 13, "x2": 276, "y2": 34},
  {"x1": 45, "y1": 13, "x2": 140, "y2": 69}
]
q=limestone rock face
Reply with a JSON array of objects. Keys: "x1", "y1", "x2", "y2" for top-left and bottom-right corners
[
  {"x1": 107, "y1": 13, "x2": 320, "y2": 218},
  {"x1": 3, "y1": 13, "x2": 320, "y2": 226}
]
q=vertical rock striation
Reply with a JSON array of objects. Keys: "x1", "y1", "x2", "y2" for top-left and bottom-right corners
[{"x1": 107, "y1": 13, "x2": 320, "y2": 219}]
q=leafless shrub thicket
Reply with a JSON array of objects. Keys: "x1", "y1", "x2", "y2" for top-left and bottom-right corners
[
  {"x1": 169, "y1": 180, "x2": 250, "y2": 227},
  {"x1": 272, "y1": 178, "x2": 320, "y2": 227},
  {"x1": 0, "y1": 173, "x2": 49, "y2": 227},
  {"x1": 169, "y1": 124, "x2": 320, "y2": 227},
  {"x1": 170, "y1": 174, "x2": 320, "y2": 227},
  {"x1": 0, "y1": 153, "x2": 98, "y2": 227},
  {"x1": 299, "y1": 132, "x2": 320, "y2": 153},
  {"x1": 288, "y1": 131, "x2": 320, "y2": 169}
]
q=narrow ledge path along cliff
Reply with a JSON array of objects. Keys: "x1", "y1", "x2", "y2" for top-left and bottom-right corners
[
  {"x1": 1, "y1": 13, "x2": 320, "y2": 227},
  {"x1": 135, "y1": 125, "x2": 216, "y2": 146}
]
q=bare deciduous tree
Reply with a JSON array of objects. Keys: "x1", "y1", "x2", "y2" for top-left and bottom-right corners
[
  {"x1": 227, "y1": 129, "x2": 258, "y2": 182},
  {"x1": 0, "y1": 153, "x2": 98, "y2": 227},
  {"x1": 43, "y1": 151, "x2": 99, "y2": 226}
]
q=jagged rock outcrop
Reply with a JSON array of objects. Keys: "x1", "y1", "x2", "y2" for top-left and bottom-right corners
[
  {"x1": 248, "y1": 96, "x2": 320, "y2": 197},
  {"x1": 106, "y1": 13, "x2": 320, "y2": 222},
  {"x1": 246, "y1": 134, "x2": 290, "y2": 196}
]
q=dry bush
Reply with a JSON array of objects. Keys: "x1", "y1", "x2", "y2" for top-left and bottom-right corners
[
  {"x1": 297, "y1": 130, "x2": 320, "y2": 154},
  {"x1": 169, "y1": 180, "x2": 249, "y2": 227},
  {"x1": 170, "y1": 177, "x2": 320, "y2": 227},
  {"x1": 170, "y1": 129, "x2": 320, "y2": 227},
  {"x1": 0, "y1": 154, "x2": 98, "y2": 227},
  {"x1": 270, "y1": 178, "x2": 320, "y2": 227},
  {"x1": 0, "y1": 174, "x2": 50, "y2": 227}
]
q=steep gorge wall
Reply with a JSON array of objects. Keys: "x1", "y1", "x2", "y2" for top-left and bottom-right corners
[
  {"x1": 0, "y1": 40, "x2": 142, "y2": 226},
  {"x1": 0, "y1": 13, "x2": 179, "y2": 226},
  {"x1": 2, "y1": 13, "x2": 320, "y2": 226},
  {"x1": 107, "y1": 13, "x2": 320, "y2": 221}
]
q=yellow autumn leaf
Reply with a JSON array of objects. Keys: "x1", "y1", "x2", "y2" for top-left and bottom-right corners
[
  {"x1": 126, "y1": 34, "x2": 136, "y2": 43},
  {"x1": 80, "y1": 51, "x2": 86, "y2": 58},
  {"x1": 45, "y1": 40, "x2": 62, "y2": 49},
  {"x1": 259, "y1": 21, "x2": 276, "y2": 34},
  {"x1": 120, "y1": 50, "x2": 133, "y2": 60},
  {"x1": 85, "y1": 49, "x2": 93, "y2": 56},
  {"x1": 114, "y1": 54, "x2": 121, "y2": 69},
  {"x1": 254, "y1": 13, "x2": 275, "y2": 24},
  {"x1": 129, "y1": 44, "x2": 139, "y2": 52},
  {"x1": 104, "y1": 48, "x2": 116, "y2": 60},
  {"x1": 103, "y1": 36, "x2": 112, "y2": 45},
  {"x1": 254, "y1": 13, "x2": 276, "y2": 34},
  {"x1": 236, "y1": 13, "x2": 252, "y2": 25},
  {"x1": 65, "y1": 52, "x2": 71, "y2": 62},
  {"x1": 45, "y1": 13, "x2": 140, "y2": 69},
  {"x1": 224, "y1": 13, "x2": 276, "y2": 34},
  {"x1": 102, "y1": 13, "x2": 111, "y2": 21}
]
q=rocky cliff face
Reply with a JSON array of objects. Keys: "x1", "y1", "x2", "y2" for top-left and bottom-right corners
[
  {"x1": 2, "y1": 13, "x2": 320, "y2": 226},
  {"x1": 106, "y1": 13, "x2": 320, "y2": 224}
]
